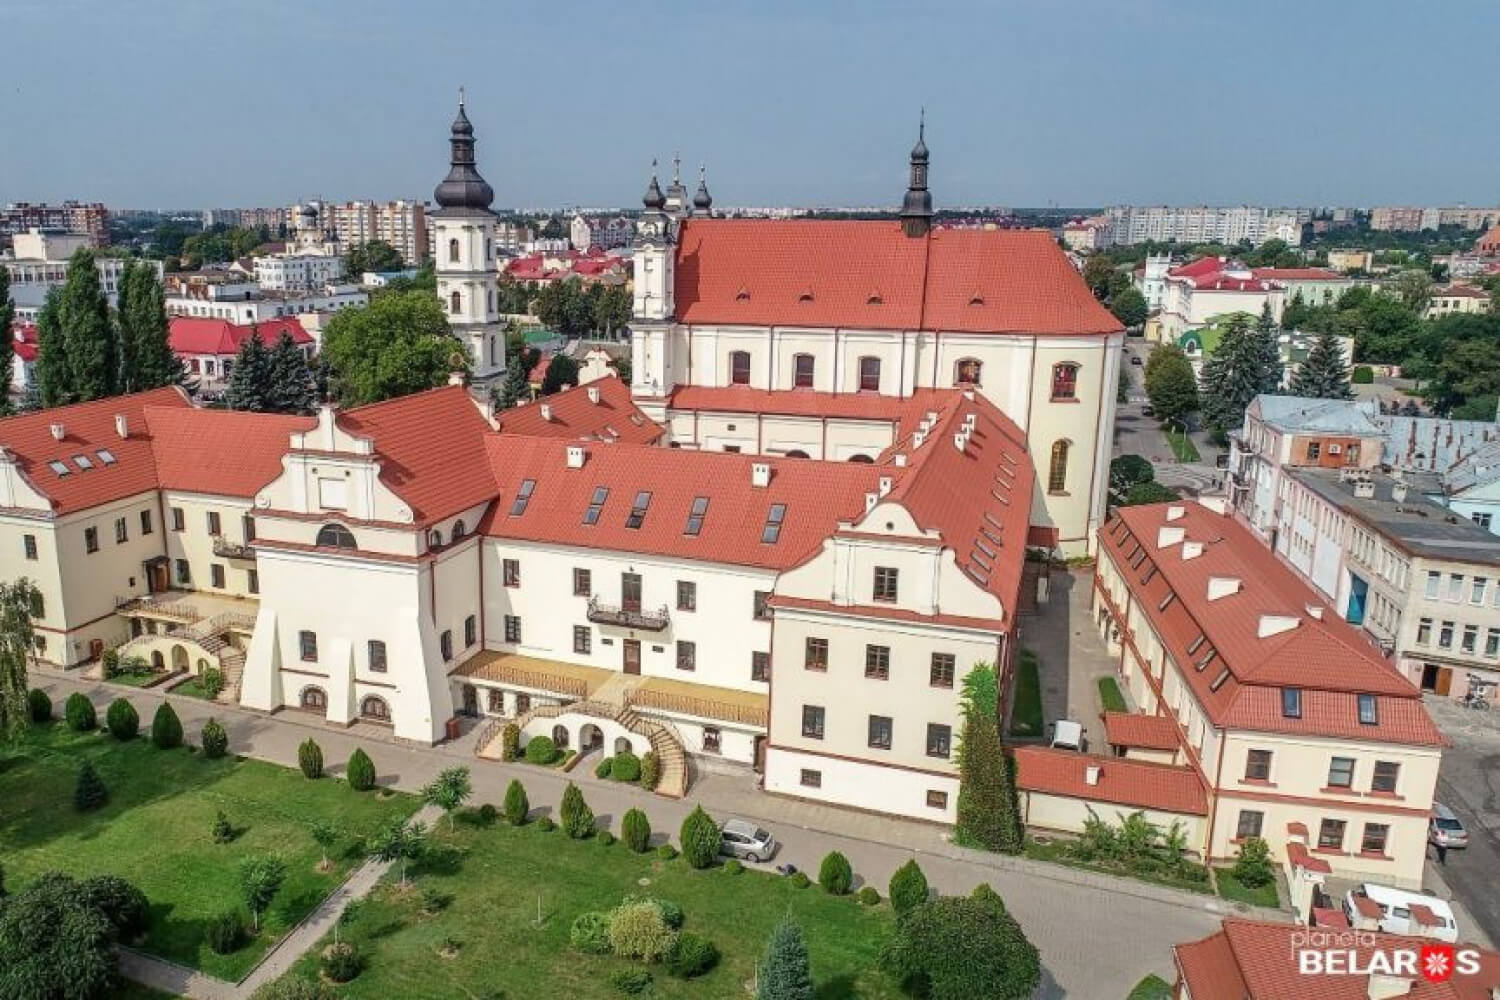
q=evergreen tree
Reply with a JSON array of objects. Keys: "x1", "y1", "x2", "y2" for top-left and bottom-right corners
[
  {"x1": 1199, "y1": 312, "x2": 1281, "y2": 436},
  {"x1": 541, "y1": 354, "x2": 580, "y2": 395},
  {"x1": 58, "y1": 247, "x2": 118, "y2": 401},
  {"x1": 955, "y1": 664, "x2": 1022, "y2": 853},
  {"x1": 120, "y1": 263, "x2": 183, "y2": 391},
  {"x1": 494, "y1": 346, "x2": 533, "y2": 409},
  {"x1": 35, "y1": 288, "x2": 71, "y2": 408},
  {"x1": 755, "y1": 918, "x2": 814, "y2": 1000},
  {"x1": 225, "y1": 329, "x2": 274, "y2": 412},
  {"x1": 1253, "y1": 303, "x2": 1284, "y2": 392},
  {"x1": 1288, "y1": 330, "x2": 1354, "y2": 400},
  {"x1": 267, "y1": 332, "x2": 319, "y2": 413},
  {"x1": 0, "y1": 579, "x2": 43, "y2": 745},
  {"x1": 0, "y1": 266, "x2": 13, "y2": 416},
  {"x1": 115, "y1": 259, "x2": 141, "y2": 392}
]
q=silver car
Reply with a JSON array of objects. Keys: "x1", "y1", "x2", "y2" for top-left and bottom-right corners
[
  {"x1": 719, "y1": 818, "x2": 777, "y2": 862},
  {"x1": 1430, "y1": 803, "x2": 1469, "y2": 850}
]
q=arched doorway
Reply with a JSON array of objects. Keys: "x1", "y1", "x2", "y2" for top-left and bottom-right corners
[
  {"x1": 552, "y1": 724, "x2": 571, "y2": 749},
  {"x1": 579, "y1": 723, "x2": 603, "y2": 752},
  {"x1": 171, "y1": 645, "x2": 189, "y2": 672},
  {"x1": 301, "y1": 686, "x2": 327, "y2": 710},
  {"x1": 197, "y1": 658, "x2": 209, "y2": 673},
  {"x1": 150, "y1": 650, "x2": 165, "y2": 671},
  {"x1": 360, "y1": 695, "x2": 390, "y2": 722},
  {"x1": 614, "y1": 736, "x2": 633, "y2": 755},
  {"x1": 462, "y1": 684, "x2": 479, "y2": 716}
]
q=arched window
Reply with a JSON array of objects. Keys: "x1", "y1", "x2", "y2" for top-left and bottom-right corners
[
  {"x1": 784, "y1": 450, "x2": 810, "y2": 459},
  {"x1": 858, "y1": 356, "x2": 881, "y2": 392},
  {"x1": 360, "y1": 695, "x2": 390, "y2": 721},
  {"x1": 449, "y1": 290, "x2": 461, "y2": 315},
  {"x1": 452, "y1": 520, "x2": 466, "y2": 540},
  {"x1": 730, "y1": 350, "x2": 751, "y2": 385},
  {"x1": 1048, "y1": 440, "x2": 1071, "y2": 494},
  {"x1": 955, "y1": 358, "x2": 982, "y2": 386},
  {"x1": 487, "y1": 688, "x2": 505, "y2": 713},
  {"x1": 315, "y1": 523, "x2": 357, "y2": 549},
  {"x1": 793, "y1": 353, "x2": 815, "y2": 388},
  {"x1": 448, "y1": 238, "x2": 460, "y2": 263},
  {"x1": 429, "y1": 529, "x2": 444, "y2": 548},
  {"x1": 552, "y1": 724, "x2": 570, "y2": 748},
  {"x1": 301, "y1": 686, "x2": 327, "y2": 710},
  {"x1": 1051, "y1": 362, "x2": 1080, "y2": 401}
]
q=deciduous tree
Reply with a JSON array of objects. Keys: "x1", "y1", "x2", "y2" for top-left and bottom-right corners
[
  {"x1": 1109, "y1": 286, "x2": 1148, "y2": 328},
  {"x1": 58, "y1": 248, "x2": 118, "y2": 401},
  {"x1": 1143, "y1": 344, "x2": 1199, "y2": 428},
  {"x1": 881, "y1": 889, "x2": 1041, "y2": 1000},
  {"x1": 0, "y1": 578, "x2": 42, "y2": 745},
  {"x1": 0, "y1": 266, "x2": 14, "y2": 415},
  {"x1": 321, "y1": 291, "x2": 466, "y2": 405},
  {"x1": 422, "y1": 766, "x2": 473, "y2": 831},
  {"x1": 238, "y1": 855, "x2": 287, "y2": 932},
  {"x1": 119, "y1": 263, "x2": 184, "y2": 392},
  {"x1": 35, "y1": 288, "x2": 70, "y2": 408}
]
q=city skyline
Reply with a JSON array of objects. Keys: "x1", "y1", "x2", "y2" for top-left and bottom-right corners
[{"x1": 4, "y1": 0, "x2": 1499, "y2": 209}]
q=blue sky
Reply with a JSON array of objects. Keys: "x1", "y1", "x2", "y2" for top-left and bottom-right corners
[{"x1": 3, "y1": 0, "x2": 1497, "y2": 210}]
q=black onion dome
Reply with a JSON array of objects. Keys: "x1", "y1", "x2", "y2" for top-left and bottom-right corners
[
  {"x1": 693, "y1": 167, "x2": 712, "y2": 211},
  {"x1": 433, "y1": 100, "x2": 493, "y2": 211},
  {"x1": 643, "y1": 171, "x2": 666, "y2": 210}
]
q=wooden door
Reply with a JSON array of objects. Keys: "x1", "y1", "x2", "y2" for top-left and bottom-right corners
[
  {"x1": 462, "y1": 685, "x2": 478, "y2": 716},
  {"x1": 1436, "y1": 667, "x2": 1453, "y2": 696},
  {"x1": 623, "y1": 639, "x2": 642, "y2": 675},
  {"x1": 149, "y1": 562, "x2": 169, "y2": 594},
  {"x1": 622, "y1": 573, "x2": 642, "y2": 613}
]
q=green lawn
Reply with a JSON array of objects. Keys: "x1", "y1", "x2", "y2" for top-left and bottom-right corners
[
  {"x1": 0, "y1": 722, "x2": 417, "y2": 980},
  {"x1": 1097, "y1": 675, "x2": 1128, "y2": 713},
  {"x1": 107, "y1": 670, "x2": 173, "y2": 689},
  {"x1": 278, "y1": 815, "x2": 902, "y2": 1000},
  {"x1": 1214, "y1": 867, "x2": 1281, "y2": 909},
  {"x1": 169, "y1": 676, "x2": 218, "y2": 700},
  {"x1": 1127, "y1": 973, "x2": 1173, "y2": 999},
  {"x1": 1009, "y1": 649, "x2": 1044, "y2": 737},
  {"x1": 1163, "y1": 425, "x2": 1201, "y2": 463}
]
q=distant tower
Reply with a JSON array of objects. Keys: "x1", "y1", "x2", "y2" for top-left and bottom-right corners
[
  {"x1": 662, "y1": 152, "x2": 690, "y2": 222},
  {"x1": 692, "y1": 165, "x2": 713, "y2": 217},
  {"x1": 431, "y1": 90, "x2": 504, "y2": 383},
  {"x1": 630, "y1": 161, "x2": 676, "y2": 406},
  {"x1": 899, "y1": 111, "x2": 933, "y2": 238}
]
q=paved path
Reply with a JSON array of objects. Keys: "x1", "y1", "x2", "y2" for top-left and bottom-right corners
[
  {"x1": 1421, "y1": 694, "x2": 1500, "y2": 949},
  {"x1": 36, "y1": 669, "x2": 1268, "y2": 999}
]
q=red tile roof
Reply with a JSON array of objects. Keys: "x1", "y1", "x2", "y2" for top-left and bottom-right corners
[
  {"x1": 337, "y1": 385, "x2": 498, "y2": 525},
  {"x1": 1176, "y1": 919, "x2": 1500, "y2": 1000},
  {"x1": 169, "y1": 317, "x2": 312, "y2": 356},
  {"x1": 145, "y1": 406, "x2": 315, "y2": 498},
  {"x1": 667, "y1": 386, "x2": 953, "y2": 424},
  {"x1": 12, "y1": 325, "x2": 38, "y2": 362},
  {"x1": 527, "y1": 353, "x2": 552, "y2": 384},
  {"x1": 1250, "y1": 267, "x2": 1346, "y2": 282},
  {"x1": 1286, "y1": 840, "x2": 1331, "y2": 874},
  {"x1": 1311, "y1": 906, "x2": 1349, "y2": 928},
  {"x1": 1102, "y1": 501, "x2": 1442, "y2": 746},
  {"x1": 494, "y1": 377, "x2": 663, "y2": 445},
  {"x1": 1101, "y1": 711, "x2": 1180, "y2": 751},
  {"x1": 673, "y1": 220, "x2": 1121, "y2": 336},
  {"x1": 1013, "y1": 746, "x2": 1208, "y2": 815},
  {"x1": 0, "y1": 387, "x2": 190, "y2": 514}
]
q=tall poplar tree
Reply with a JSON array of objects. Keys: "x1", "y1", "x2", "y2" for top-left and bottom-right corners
[
  {"x1": 0, "y1": 267, "x2": 14, "y2": 415},
  {"x1": 0, "y1": 578, "x2": 42, "y2": 745},
  {"x1": 115, "y1": 259, "x2": 141, "y2": 392},
  {"x1": 120, "y1": 263, "x2": 183, "y2": 391},
  {"x1": 57, "y1": 248, "x2": 117, "y2": 401},
  {"x1": 34, "y1": 289, "x2": 71, "y2": 408}
]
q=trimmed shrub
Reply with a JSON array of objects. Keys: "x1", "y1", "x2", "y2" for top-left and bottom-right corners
[
  {"x1": 503, "y1": 779, "x2": 529, "y2": 825},
  {"x1": 610, "y1": 751, "x2": 641, "y2": 782},
  {"x1": 536, "y1": 816, "x2": 555, "y2": 833},
  {"x1": 101, "y1": 648, "x2": 121, "y2": 678},
  {"x1": 622, "y1": 808, "x2": 651, "y2": 853},
  {"x1": 501, "y1": 723, "x2": 520, "y2": 761},
  {"x1": 889, "y1": 858, "x2": 929, "y2": 917},
  {"x1": 213, "y1": 810, "x2": 235, "y2": 844},
  {"x1": 1231, "y1": 836, "x2": 1275, "y2": 888},
  {"x1": 679, "y1": 805, "x2": 719, "y2": 870},
  {"x1": 106, "y1": 698, "x2": 138, "y2": 740},
  {"x1": 595, "y1": 757, "x2": 613, "y2": 779},
  {"x1": 346, "y1": 748, "x2": 376, "y2": 791},
  {"x1": 657, "y1": 844, "x2": 678, "y2": 861},
  {"x1": 819, "y1": 851, "x2": 853, "y2": 895},
  {"x1": 478, "y1": 803, "x2": 498, "y2": 825},
  {"x1": 74, "y1": 760, "x2": 107, "y2": 811},
  {"x1": 1352, "y1": 365, "x2": 1374, "y2": 384},
  {"x1": 599, "y1": 830, "x2": 616, "y2": 847},
  {"x1": 151, "y1": 702, "x2": 183, "y2": 749},
  {"x1": 249, "y1": 982, "x2": 339, "y2": 1000},
  {"x1": 200, "y1": 718, "x2": 229, "y2": 758},
  {"x1": 524, "y1": 734, "x2": 558, "y2": 765},
  {"x1": 790, "y1": 871, "x2": 810, "y2": 889},
  {"x1": 646, "y1": 896, "x2": 683, "y2": 930},
  {"x1": 881, "y1": 888, "x2": 1040, "y2": 999},
  {"x1": 859, "y1": 886, "x2": 880, "y2": 906},
  {"x1": 639, "y1": 750, "x2": 661, "y2": 790},
  {"x1": 200, "y1": 667, "x2": 225, "y2": 700},
  {"x1": 321, "y1": 941, "x2": 363, "y2": 983},
  {"x1": 666, "y1": 931, "x2": 720, "y2": 979},
  {"x1": 560, "y1": 781, "x2": 595, "y2": 839},
  {"x1": 28, "y1": 688, "x2": 51, "y2": 723},
  {"x1": 723, "y1": 859, "x2": 743, "y2": 875},
  {"x1": 609, "y1": 969, "x2": 653, "y2": 996},
  {"x1": 64, "y1": 692, "x2": 96, "y2": 731},
  {"x1": 570, "y1": 910, "x2": 612, "y2": 954},
  {"x1": 608, "y1": 900, "x2": 677, "y2": 962},
  {"x1": 298, "y1": 738, "x2": 323, "y2": 779},
  {"x1": 207, "y1": 910, "x2": 244, "y2": 954},
  {"x1": 78, "y1": 875, "x2": 149, "y2": 941}
]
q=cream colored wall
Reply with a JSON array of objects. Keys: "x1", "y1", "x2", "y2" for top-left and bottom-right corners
[
  {"x1": 257, "y1": 408, "x2": 416, "y2": 526},
  {"x1": 1210, "y1": 794, "x2": 1430, "y2": 888},
  {"x1": 764, "y1": 745, "x2": 959, "y2": 823},
  {"x1": 163, "y1": 492, "x2": 257, "y2": 597},
  {"x1": 1, "y1": 513, "x2": 68, "y2": 663},
  {"x1": 1022, "y1": 791, "x2": 1205, "y2": 853},
  {"x1": 429, "y1": 535, "x2": 484, "y2": 670}
]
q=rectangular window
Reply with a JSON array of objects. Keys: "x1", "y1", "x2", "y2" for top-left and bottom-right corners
[
  {"x1": 172, "y1": 507, "x2": 185, "y2": 531},
  {"x1": 1417, "y1": 617, "x2": 1432, "y2": 645},
  {"x1": 873, "y1": 566, "x2": 899, "y2": 602},
  {"x1": 730, "y1": 351, "x2": 751, "y2": 384},
  {"x1": 1361, "y1": 823, "x2": 1390, "y2": 855},
  {"x1": 207, "y1": 511, "x2": 221, "y2": 535},
  {"x1": 210, "y1": 564, "x2": 225, "y2": 589},
  {"x1": 702, "y1": 726, "x2": 721, "y2": 754},
  {"x1": 676, "y1": 580, "x2": 696, "y2": 611},
  {"x1": 114, "y1": 517, "x2": 128, "y2": 543},
  {"x1": 926, "y1": 790, "x2": 948, "y2": 810},
  {"x1": 868, "y1": 715, "x2": 893, "y2": 750},
  {"x1": 930, "y1": 653, "x2": 956, "y2": 688},
  {"x1": 1487, "y1": 629, "x2": 1500, "y2": 658},
  {"x1": 761, "y1": 503, "x2": 786, "y2": 544},
  {"x1": 465, "y1": 615, "x2": 477, "y2": 647},
  {"x1": 175, "y1": 558, "x2": 190, "y2": 585},
  {"x1": 1426, "y1": 571, "x2": 1441, "y2": 598},
  {"x1": 84, "y1": 527, "x2": 99, "y2": 553},
  {"x1": 503, "y1": 559, "x2": 520, "y2": 587},
  {"x1": 802, "y1": 705, "x2": 825, "y2": 739},
  {"x1": 1462, "y1": 625, "x2": 1478, "y2": 654},
  {"x1": 926, "y1": 723, "x2": 951, "y2": 759},
  {"x1": 1357, "y1": 693, "x2": 1378, "y2": 725},
  {"x1": 247, "y1": 569, "x2": 259, "y2": 594},
  {"x1": 625, "y1": 490, "x2": 652, "y2": 529},
  {"x1": 573, "y1": 568, "x2": 591, "y2": 596},
  {"x1": 1327, "y1": 756, "x2": 1356, "y2": 789},
  {"x1": 1281, "y1": 687, "x2": 1302, "y2": 718},
  {"x1": 1244, "y1": 749, "x2": 1272, "y2": 781},
  {"x1": 368, "y1": 640, "x2": 387, "y2": 672},
  {"x1": 805, "y1": 637, "x2": 828, "y2": 671},
  {"x1": 858, "y1": 356, "x2": 881, "y2": 392},
  {"x1": 1473, "y1": 578, "x2": 1489, "y2": 604},
  {"x1": 140, "y1": 510, "x2": 153, "y2": 535},
  {"x1": 676, "y1": 640, "x2": 695, "y2": 671},
  {"x1": 800, "y1": 768, "x2": 822, "y2": 788},
  {"x1": 299, "y1": 630, "x2": 318, "y2": 662},
  {"x1": 1474, "y1": 512, "x2": 1494, "y2": 529},
  {"x1": 1371, "y1": 761, "x2": 1399, "y2": 794},
  {"x1": 29, "y1": 591, "x2": 44, "y2": 619},
  {"x1": 1317, "y1": 819, "x2": 1346, "y2": 851},
  {"x1": 865, "y1": 644, "x2": 890, "y2": 680},
  {"x1": 242, "y1": 515, "x2": 255, "y2": 542},
  {"x1": 504, "y1": 615, "x2": 521, "y2": 643},
  {"x1": 583, "y1": 486, "x2": 609, "y2": 525},
  {"x1": 1236, "y1": 810, "x2": 1264, "y2": 840},
  {"x1": 1447, "y1": 573, "x2": 1463, "y2": 601},
  {"x1": 621, "y1": 572, "x2": 642, "y2": 611},
  {"x1": 574, "y1": 626, "x2": 592, "y2": 655},
  {"x1": 751, "y1": 651, "x2": 770, "y2": 682},
  {"x1": 753, "y1": 591, "x2": 771, "y2": 621},
  {"x1": 440, "y1": 630, "x2": 454, "y2": 661},
  {"x1": 23, "y1": 534, "x2": 37, "y2": 560},
  {"x1": 684, "y1": 496, "x2": 709, "y2": 536},
  {"x1": 509, "y1": 478, "x2": 536, "y2": 516},
  {"x1": 794, "y1": 353, "x2": 815, "y2": 388},
  {"x1": 1440, "y1": 621, "x2": 1454, "y2": 648},
  {"x1": 1306, "y1": 441, "x2": 1320, "y2": 461}
]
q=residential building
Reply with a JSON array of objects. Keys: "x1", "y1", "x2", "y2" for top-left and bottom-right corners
[
  {"x1": 1326, "y1": 249, "x2": 1374, "y2": 273},
  {"x1": 253, "y1": 253, "x2": 344, "y2": 292},
  {"x1": 1424, "y1": 284, "x2": 1491, "y2": 319},
  {"x1": 1369, "y1": 207, "x2": 1427, "y2": 232},
  {"x1": 1061, "y1": 216, "x2": 1109, "y2": 252},
  {"x1": 7, "y1": 323, "x2": 39, "y2": 394},
  {"x1": 164, "y1": 274, "x2": 366, "y2": 323},
  {"x1": 1101, "y1": 205, "x2": 1306, "y2": 247},
  {"x1": 167, "y1": 317, "x2": 315, "y2": 392},
  {"x1": 314, "y1": 199, "x2": 429, "y2": 265},
  {"x1": 2, "y1": 229, "x2": 163, "y2": 305},
  {"x1": 1093, "y1": 498, "x2": 1444, "y2": 887},
  {"x1": 1157, "y1": 258, "x2": 1285, "y2": 343},
  {"x1": 503, "y1": 247, "x2": 630, "y2": 287},
  {"x1": 1, "y1": 201, "x2": 109, "y2": 246},
  {"x1": 1132, "y1": 253, "x2": 1174, "y2": 311},
  {"x1": 492, "y1": 220, "x2": 532, "y2": 255},
  {"x1": 1476, "y1": 224, "x2": 1500, "y2": 256}
]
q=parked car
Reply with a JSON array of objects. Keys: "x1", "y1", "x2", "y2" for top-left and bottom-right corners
[
  {"x1": 1141, "y1": 406, "x2": 1155, "y2": 417},
  {"x1": 719, "y1": 818, "x2": 777, "y2": 862},
  {"x1": 1048, "y1": 719, "x2": 1084, "y2": 751},
  {"x1": 1130, "y1": 355, "x2": 1143, "y2": 366},
  {"x1": 1430, "y1": 803, "x2": 1469, "y2": 850}
]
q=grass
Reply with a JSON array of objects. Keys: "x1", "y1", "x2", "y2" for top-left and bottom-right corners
[
  {"x1": 1163, "y1": 424, "x2": 1201, "y2": 463},
  {"x1": 1023, "y1": 838, "x2": 1212, "y2": 896},
  {"x1": 1127, "y1": 973, "x2": 1173, "y2": 999},
  {"x1": 169, "y1": 676, "x2": 219, "y2": 700},
  {"x1": 1097, "y1": 675, "x2": 1128, "y2": 713},
  {"x1": 278, "y1": 814, "x2": 902, "y2": 999},
  {"x1": 107, "y1": 670, "x2": 172, "y2": 689},
  {"x1": 1009, "y1": 649, "x2": 1043, "y2": 737},
  {"x1": 1214, "y1": 867, "x2": 1281, "y2": 908},
  {"x1": 0, "y1": 721, "x2": 418, "y2": 980}
]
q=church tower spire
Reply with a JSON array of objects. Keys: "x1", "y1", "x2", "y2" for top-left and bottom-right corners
[{"x1": 899, "y1": 109, "x2": 933, "y2": 238}]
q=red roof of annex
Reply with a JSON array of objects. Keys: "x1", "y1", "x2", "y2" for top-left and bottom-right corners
[{"x1": 168, "y1": 317, "x2": 313, "y2": 356}]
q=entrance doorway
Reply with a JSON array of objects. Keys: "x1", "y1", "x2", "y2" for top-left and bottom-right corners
[
  {"x1": 1421, "y1": 663, "x2": 1452, "y2": 695},
  {"x1": 462, "y1": 684, "x2": 478, "y2": 716},
  {"x1": 148, "y1": 561, "x2": 169, "y2": 594},
  {"x1": 623, "y1": 639, "x2": 641, "y2": 675}
]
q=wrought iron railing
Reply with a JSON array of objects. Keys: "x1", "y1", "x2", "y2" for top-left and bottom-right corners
[{"x1": 586, "y1": 595, "x2": 670, "y2": 631}]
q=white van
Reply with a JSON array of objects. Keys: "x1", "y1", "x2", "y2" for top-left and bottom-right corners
[
  {"x1": 1049, "y1": 720, "x2": 1084, "y2": 751},
  {"x1": 1343, "y1": 884, "x2": 1459, "y2": 943}
]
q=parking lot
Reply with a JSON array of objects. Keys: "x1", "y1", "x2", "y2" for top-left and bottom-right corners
[
  {"x1": 1422, "y1": 694, "x2": 1500, "y2": 948},
  {"x1": 1017, "y1": 568, "x2": 1123, "y2": 751}
]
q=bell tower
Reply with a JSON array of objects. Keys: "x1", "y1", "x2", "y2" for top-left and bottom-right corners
[{"x1": 631, "y1": 162, "x2": 676, "y2": 404}]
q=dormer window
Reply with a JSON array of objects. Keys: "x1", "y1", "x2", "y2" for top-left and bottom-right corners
[
  {"x1": 315, "y1": 523, "x2": 357, "y2": 550},
  {"x1": 969, "y1": 291, "x2": 984, "y2": 306},
  {"x1": 867, "y1": 291, "x2": 883, "y2": 305},
  {"x1": 1357, "y1": 693, "x2": 1378, "y2": 726},
  {"x1": 955, "y1": 358, "x2": 982, "y2": 386},
  {"x1": 429, "y1": 529, "x2": 444, "y2": 548},
  {"x1": 1282, "y1": 687, "x2": 1302, "y2": 719},
  {"x1": 798, "y1": 288, "x2": 814, "y2": 302},
  {"x1": 735, "y1": 286, "x2": 750, "y2": 301}
]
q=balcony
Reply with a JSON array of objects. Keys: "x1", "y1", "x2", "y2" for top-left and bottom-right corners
[
  {"x1": 212, "y1": 535, "x2": 255, "y2": 560},
  {"x1": 587, "y1": 595, "x2": 670, "y2": 631}
]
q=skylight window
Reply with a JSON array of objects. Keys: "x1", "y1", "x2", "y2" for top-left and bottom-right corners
[
  {"x1": 72, "y1": 454, "x2": 93, "y2": 470},
  {"x1": 980, "y1": 526, "x2": 1003, "y2": 548},
  {"x1": 970, "y1": 548, "x2": 992, "y2": 572},
  {"x1": 625, "y1": 490, "x2": 652, "y2": 529},
  {"x1": 95, "y1": 449, "x2": 116, "y2": 465},
  {"x1": 975, "y1": 537, "x2": 996, "y2": 560},
  {"x1": 1158, "y1": 592, "x2": 1177, "y2": 612},
  {"x1": 48, "y1": 460, "x2": 70, "y2": 476},
  {"x1": 583, "y1": 486, "x2": 609, "y2": 525},
  {"x1": 761, "y1": 503, "x2": 786, "y2": 544},
  {"x1": 509, "y1": 479, "x2": 535, "y2": 517},
  {"x1": 1187, "y1": 634, "x2": 1206, "y2": 656},
  {"x1": 1209, "y1": 668, "x2": 1231, "y2": 692},
  {"x1": 684, "y1": 496, "x2": 709, "y2": 536}
]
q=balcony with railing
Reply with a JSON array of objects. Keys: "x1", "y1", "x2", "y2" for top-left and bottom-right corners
[
  {"x1": 211, "y1": 535, "x2": 255, "y2": 560},
  {"x1": 586, "y1": 595, "x2": 671, "y2": 631}
]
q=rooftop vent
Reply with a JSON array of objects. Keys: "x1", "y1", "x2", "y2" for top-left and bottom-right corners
[
  {"x1": 798, "y1": 288, "x2": 814, "y2": 302},
  {"x1": 1258, "y1": 614, "x2": 1301, "y2": 638},
  {"x1": 49, "y1": 423, "x2": 64, "y2": 441},
  {"x1": 1392, "y1": 482, "x2": 1409, "y2": 503},
  {"x1": 751, "y1": 462, "x2": 771, "y2": 488},
  {"x1": 878, "y1": 476, "x2": 893, "y2": 497},
  {"x1": 1157, "y1": 525, "x2": 1185, "y2": 549},
  {"x1": 1084, "y1": 764, "x2": 1101, "y2": 786},
  {"x1": 1181, "y1": 541, "x2": 1204, "y2": 560},
  {"x1": 565, "y1": 445, "x2": 586, "y2": 469},
  {"x1": 114, "y1": 414, "x2": 129, "y2": 439},
  {"x1": 926, "y1": 410, "x2": 939, "y2": 425},
  {"x1": 1353, "y1": 480, "x2": 1375, "y2": 499},
  {"x1": 1305, "y1": 604, "x2": 1324, "y2": 620},
  {"x1": 913, "y1": 430, "x2": 927, "y2": 448},
  {"x1": 963, "y1": 412, "x2": 977, "y2": 431},
  {"x1": 1367, "y1": 974, "x2": 1414, "y2": 1000},
  {"x1": 953, "y1": 431, "x2": 968, "y2": 453},
  {"x1": 1207, "y1": 576, "x2": 1241, "y2": 601},
  {"x1": 893, "y1": 453, "x2": 908, "y2": 468},
  {"x1": 540, "y1": 403, "x2": 553, "y2": 422},
  {"x1": 587, "y1": 385, "x2": 601, "y2": 404},
  {"x1": 864, "y1": 492, "x2": 878, "y2": 512},
  {"x1": 1165, "y1": 505, "x2": 1185, "y2": 522}
]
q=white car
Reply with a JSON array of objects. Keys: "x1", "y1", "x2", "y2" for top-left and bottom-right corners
[
  {"x1": 719, "y1": 818, "x2": 777, "y2": 862},
  {"x1": 1049, "y1": 719, "x2": 1084, "y2": 751}
]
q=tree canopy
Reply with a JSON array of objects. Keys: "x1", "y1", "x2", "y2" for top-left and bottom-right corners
[
  {"x1": 0, "y1": 578, "x2": 42, "y2": 745},
  {"x1": 1109, "y1": 286, "x2": 1148, "y2": 328},
  {"x1": 532, "y1": 279, "x2": 631, "y2": 339},
  {"x1": 1288, "y1": 329, "x2": 1353, "y2": 400},
  {"x1": 0, "y1": 267, "x2": 13, "y2": 415},
  {"x1": 881, "y1": 887, "x2": 1041, "y2": 1000},
  {"x1": 320, "y1": 291, "x2": 467, "y2": 405},
  {"x1": 1198, "y1": 313, "x2": 1280, "y2": 436},
  {"x1": 345, "y1": 240, "x2": 405, "y2": 278},
  {"x1": 1143, "y1": 344, "x2": 1199, "y2": 428}
]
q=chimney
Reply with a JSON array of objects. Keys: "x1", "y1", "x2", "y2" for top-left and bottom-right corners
[
  {"x1": 1366, "y1": 974, "x2": 1414, "y2": 1000},
  {"x1": 1198, "y1": 496, "x2": 1228, "y2": 515},
  {"x1": 1306, "y1": 604, "x2": 1325, "y2": 620},
  {"x1": 1165, "y1": 505, "x2": 1185, "y2": 522},
  {"x1": 114, "y1": 414, "x2": 129, "y2": 439},
  {"x1": 587, "y1": 385, "x2": 601, "y2": 404},
  {"x1": 540, "y1": 403, "x2": 553, "y2": 422},
  {"x1": 865, "y1": 492, "x2": 878, "y2": 512},
  {"x1": 1354, "y1": 480, "x2": 1375, "y2": 499},
  {"x1": 49, "y1": 423, "x2": 64, "y2": 441},
  {"x1": 1392, "y1": 482, "x2": 1409, "y2": 503},
  {"x1": 1157, "y1": 525, "x2": 1185, "y2": 549},
  {"x1": 1181, "y1": 540, "x2": 1204, "y2": 560},
  {"x1": 878, "y1": 476, "x2": 893, "y2": 497},
  {"x1": 953, "y1": 432, "x2": 968, "y2": 453},
  {"x1": 1257, "y1": 614, "x2": 1301, "y2": 638},
  {"x1": 893, "y1": 453, "x2": 908, "y2": 468},
  {"x1": 565, "y1": 445, "x2": 586, "y2": 469},
  {"x1": 913, "y1": 430, "x2": 927, "y2": 448},
  {"x1": 447, "y1": 370, "x2": 466, "y2": 387},
  {"x1": 1206, "y1": 576, "x2": 1241, "y2": 601},
  {"x1": 963, "y1": 412, "x2": 977, "y2": 431},
  {"x1": 925, "y1": 410, "x2": 938, "y2": 425},
  {"x1": 751, "y1": 462, "x2": 772, "y2": 488},
  {"x1": 1084, "y1": 764, "x2": 1101, "y2": 786}
]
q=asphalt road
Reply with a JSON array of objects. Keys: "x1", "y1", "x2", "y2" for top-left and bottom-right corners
[{"x1": 1423, "y1": 695, "x2": 1500, "y2": 947}]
